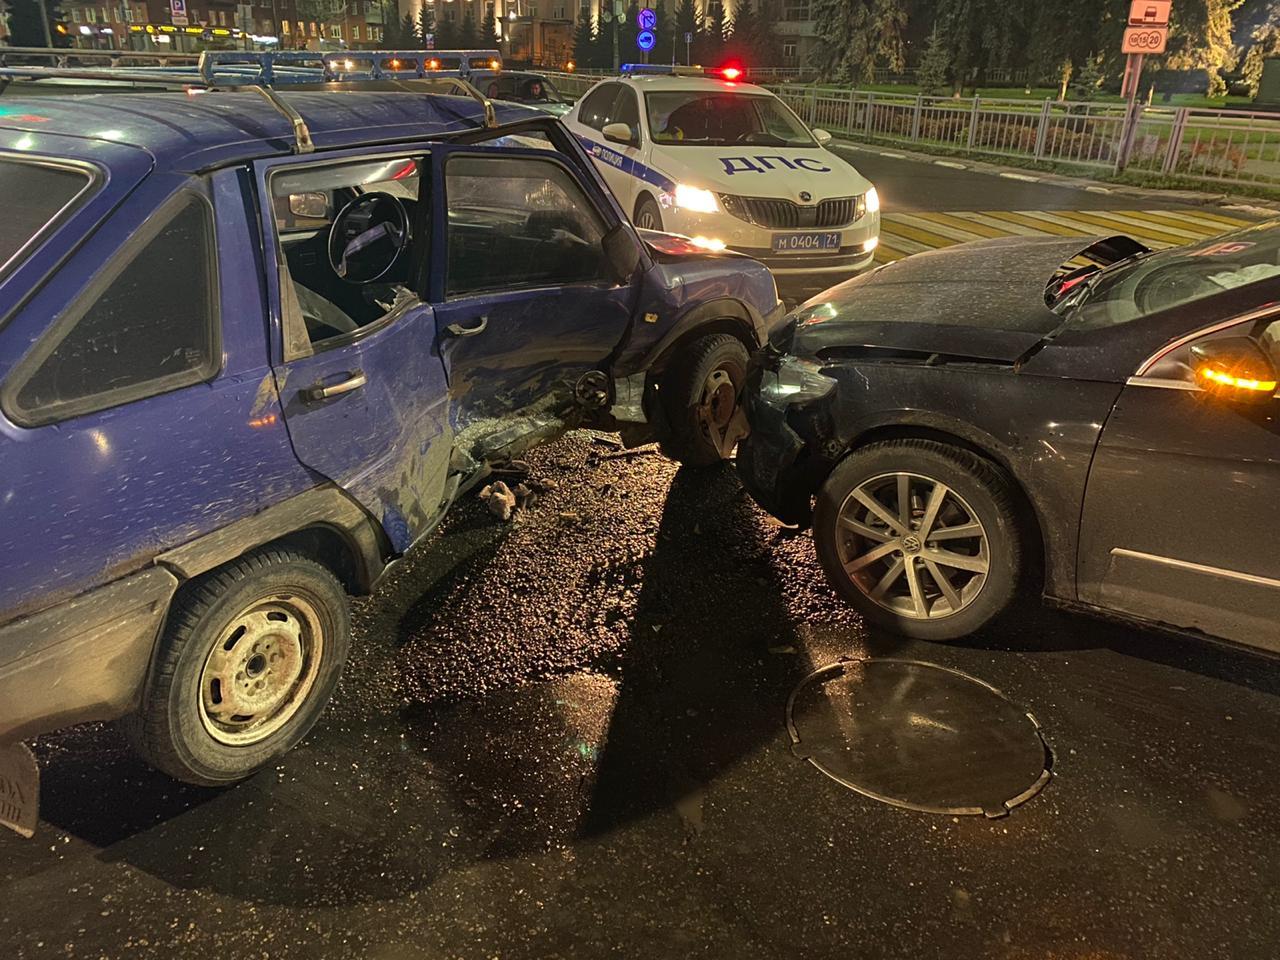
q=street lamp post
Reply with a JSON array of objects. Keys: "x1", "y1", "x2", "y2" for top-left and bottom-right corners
[{"x1": 36, "y1": 0, "x2": 53, "y2": 47}]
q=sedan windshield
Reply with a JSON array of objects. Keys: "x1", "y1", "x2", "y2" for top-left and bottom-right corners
[
  {"x1": 1060, "y1": 221, "x2": 1280, "y2": 329},
  {"x1": 645, "y1": 91, "x2": 814, "y2": 147}
]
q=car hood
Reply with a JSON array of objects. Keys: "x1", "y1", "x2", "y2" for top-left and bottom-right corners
[
  {"x1": 661, "y1": 145, "x2": 871, "y2": 202},
  {"x1": 788, "y1": 234, "x2": 1135, "y2": 364}
]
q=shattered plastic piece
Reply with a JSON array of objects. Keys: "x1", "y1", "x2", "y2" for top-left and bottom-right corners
[{"x1": 478, "y1": 481, "x2": 518, "y2": 521}]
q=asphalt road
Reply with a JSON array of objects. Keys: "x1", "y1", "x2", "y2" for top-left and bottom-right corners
[
  {"x1": 832, "y1": 145, "x2": 1183, "y2": 212},
  {"x1": 3, "y1": 432, "x2": 1278, "y2": 960}
]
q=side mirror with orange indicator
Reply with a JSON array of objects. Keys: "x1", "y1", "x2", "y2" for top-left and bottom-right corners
[{"x1": 1191, "y1": 337, "x2": 1278, "y2": 403}]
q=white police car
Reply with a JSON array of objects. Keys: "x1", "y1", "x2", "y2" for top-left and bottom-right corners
[{"x1": 565, "y1": 65, "x2": 880, "y2": 294}]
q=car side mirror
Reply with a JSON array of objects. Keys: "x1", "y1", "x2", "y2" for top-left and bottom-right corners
[
  {"x1": 1191, "y1": 337, "x2": 1277, "y2": 403},
  {"x1": 602, "y1": 122, "x2": 636, "y2": 147},
  {"x1": 602, "y1": 222, "x2": 644, "y2": 284},
  {"x1": 812, "y1": 128, "x2": 833, "y2": 146},
  {"x1": 289, "y1": 191, "x2": 330, "y2": 219}
]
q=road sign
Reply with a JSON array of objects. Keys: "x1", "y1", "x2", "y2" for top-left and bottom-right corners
[
  {"x1": 1129, "y1": 0, "x2": 1170, "y2": 25},
  {"x1": 169, "y1": 0, "x2": 188, "y2": 26},
  {"x1": 638, "y1": 7, "x2": 657, "y2": 31},
  {"x1": 1122, "y1": 26, "x2": 1168, "y2": 54},
  {"x1": 683, "y1": 31, "x2": 692, "y2": 43},
  {"x1": 637, "y1": 29, "x2": 655, "y2": 51}
]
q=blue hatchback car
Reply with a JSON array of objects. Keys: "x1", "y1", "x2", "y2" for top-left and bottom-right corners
[{"x1": 0, "y1": 53, "x2": 780, "y2": 812}]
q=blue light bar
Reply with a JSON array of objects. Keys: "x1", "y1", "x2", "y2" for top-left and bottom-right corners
[
  {"x1": 196, "y1": 49, "x2": 503, "y2": 86},
  {"x1": 620, "y1": 64, "x2": 709, "y2": 76}
]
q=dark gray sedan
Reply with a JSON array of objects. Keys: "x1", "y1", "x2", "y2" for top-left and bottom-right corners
[{"x1": 738, "y1": 221, "x2": 1280, "y2": 647}]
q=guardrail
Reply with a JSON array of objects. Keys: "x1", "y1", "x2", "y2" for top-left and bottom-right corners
[{"x1": 772, "y1": 85, "x2": 1280, "y2": 192}]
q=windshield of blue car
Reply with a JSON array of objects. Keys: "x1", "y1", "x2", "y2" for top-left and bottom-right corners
[
  {"x1": 645, "y1": 91, "x2": 815, "y2": 147},
  {"x1": 0, "y1": 159, "x2": 95, "y2": 281},
  {"x1": 1059, "y1": 223, "x2": 1280, "y2": 330}
]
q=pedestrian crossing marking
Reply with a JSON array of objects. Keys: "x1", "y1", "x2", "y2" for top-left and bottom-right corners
[{"x1": 875, "y1": 208, "x2": 1260, "y2": 264}]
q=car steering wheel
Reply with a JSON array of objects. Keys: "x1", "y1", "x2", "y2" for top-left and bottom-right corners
[{"x1": 328, "y1": 191, "x2": 411, "y2": 285}]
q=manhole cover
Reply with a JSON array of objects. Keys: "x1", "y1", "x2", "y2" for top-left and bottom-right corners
[{"x1": 786, "y1": 659, "x2": 1051, "y2": 818}]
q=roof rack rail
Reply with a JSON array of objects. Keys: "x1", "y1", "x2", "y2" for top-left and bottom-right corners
[{"x1": 0, "y1": 48, "x2": 503, "y2": 147}]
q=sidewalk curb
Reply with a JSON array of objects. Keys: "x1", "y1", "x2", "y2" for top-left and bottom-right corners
[{"x1": 830, "y1": 140, "x2": 1280, "y2": 216}]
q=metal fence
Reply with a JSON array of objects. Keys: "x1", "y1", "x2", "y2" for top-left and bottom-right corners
[{"x1": 772, "y1": 86, "x2": 1280, "y2": 192}]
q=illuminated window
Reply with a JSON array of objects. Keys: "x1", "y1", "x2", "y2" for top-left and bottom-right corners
[{"x1": 330, "y1": 23, "x2": 341, "y2": 38}]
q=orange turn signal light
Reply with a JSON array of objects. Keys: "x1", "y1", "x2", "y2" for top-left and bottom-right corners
[{"x1": 1197, "y1": 364, "x2": 1277, "y2": 394}]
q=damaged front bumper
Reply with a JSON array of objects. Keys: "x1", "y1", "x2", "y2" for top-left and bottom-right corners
[{"x1": 737, "y1": 355, "x2": 838, "y2": 526}]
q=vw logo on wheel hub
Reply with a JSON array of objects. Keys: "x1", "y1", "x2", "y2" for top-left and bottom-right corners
[{"x1": 901, "y1": 535, "x2": 922, "y2": 554}]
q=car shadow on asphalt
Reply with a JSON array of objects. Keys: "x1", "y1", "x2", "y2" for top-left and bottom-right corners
[
  {"x1": 400, "y1": 461, "x2": 860, "y2": 861},
  {"x1": 952, "y1": 591, "x2": 1280, "y2": 697}
]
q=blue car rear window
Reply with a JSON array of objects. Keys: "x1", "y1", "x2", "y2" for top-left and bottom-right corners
[{"x1": 0, "y1": 158, "x2": 95, "y2": 281}]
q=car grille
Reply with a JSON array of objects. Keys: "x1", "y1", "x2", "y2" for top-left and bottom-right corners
[{"x1": 720, "y1": 194, "x2": 866, "y2": 229}]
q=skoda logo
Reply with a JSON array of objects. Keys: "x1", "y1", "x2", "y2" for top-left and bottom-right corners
[{"x1": 799, "y1": 191, "x2": 812, "y2": 202}]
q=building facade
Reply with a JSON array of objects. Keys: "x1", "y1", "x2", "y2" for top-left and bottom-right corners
[{"x1": 49, "y1": 0, "x2": 391, "y2": 49}]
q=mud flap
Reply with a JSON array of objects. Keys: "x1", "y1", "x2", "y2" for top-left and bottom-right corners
[{"x1": 0, "y1": 742, "x2": 38, "y2": 838}]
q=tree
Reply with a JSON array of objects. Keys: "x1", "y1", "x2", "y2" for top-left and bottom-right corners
[
  {"x1": 1067, "y1": 54, "x2": 1104, "y2": 101},
  {"x1": 673, "y1": 0, "x2": 702, "y2": 64},
  {"x1": 416, "y1": 5, "x2": 434, "y2": 47},
  {"x1": 724, "y1": 0, "x2": 780, "y2": 66},
  {"x1": 916, "y1": 23, "x2": 950, "y2": 96},
  {"x1": 809, "y1": 0, "x2": 907, "y2": 83},
  {"x1": 1237, "y1": 0, "x2": 1280, "y2": 94},
  {"x1": 1162, "y1": 0, "x2": 1239, "y2": 96},
  {"x1": 296, "y1": 0, "x2": 349, "y2": 41},
  {"x1": 572, "y1": 15, "x2": 600, "y2": 68},
  {"x1": 700, "y1": 0, "x2": 727, "y2": 61},
  {"x1": 459, "y1": 9, "x2": 481, "y2": 48},
  {"x1": 5, "y1": 0, "x2": 60, "y2": 46},
  {"x1": 479, "y1": 9, "x2": 498, "y2": 51},
  {"x1": 435, "y1": 13, "x2": 459, "y2": 50},
  {"x1": 652, "y1": 0, "x2": 674, "y2": 64}
]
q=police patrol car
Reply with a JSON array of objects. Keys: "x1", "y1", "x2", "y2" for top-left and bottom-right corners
[{"x1": 565, "y1": 64, "x2": 880, "y2": 294}]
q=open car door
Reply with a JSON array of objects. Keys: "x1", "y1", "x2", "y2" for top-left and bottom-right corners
[{"x1": 431, "y1": 145, "x2": 640, "y2": 466}]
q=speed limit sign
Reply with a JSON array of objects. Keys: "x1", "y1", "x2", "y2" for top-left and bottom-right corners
[{"x1": 1121, "y1": 25, "x2": 1168, "y2": 53}]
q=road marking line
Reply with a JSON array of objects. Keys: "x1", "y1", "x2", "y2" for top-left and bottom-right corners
[
  {"x1": 879, "y1": 151, "x2": 906, "y2": 158},
  {"x1": 888, "y1": 213, "x2": 991, "y2": 245},
  {"x1": 910, "y1": 211, "x2": 1014, "y2": 239},
  {"x1": 1085, "y1": 186, "x2": 1112, "y2": 194},
  {"x1": 1046, "y1": 209, "x2": 1206, "y2": 245},
  {"x1": 933, "y1": 160, "x2": 967, "y2": 169},
  {"x1": 944, "y1": 211, "x2": 1053, "y2": 236},
  {"x1": 873, "y1": 207, "x2": 1262, "y2": 263},
  {"x1": 978, "y1": 210, "x2": 1087, "y2": 237},
  {"x1": 1127, "y1": 208, "x2": 1254, "y2": 232},
  {"x1": 879, "y1": 219, "x2": 965, "y2": 250},
  {"x1": 999, "y1": 172, "x2": 1040, "y2": 182}
]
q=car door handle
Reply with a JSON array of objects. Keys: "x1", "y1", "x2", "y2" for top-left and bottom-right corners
[
  {"x1": 304, "y1": 371, "x2": 366, "y2": 402},
  {"x1": 445, "y1": 315, "x2": 488, "y2": 338}
]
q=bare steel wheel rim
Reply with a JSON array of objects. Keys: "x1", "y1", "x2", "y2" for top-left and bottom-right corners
[
  {"x1": 696, "y1": 359, "x2": 746, "y2": 458},
  {"x1": 199, "y1": 594, "x2": 325, "y2": 746},
  {"x1": 834, "y1": 471, "x2": 990, "y2": 621}
]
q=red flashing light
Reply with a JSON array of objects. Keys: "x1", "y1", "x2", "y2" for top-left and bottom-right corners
[{"x1": 720, "y1": 65, "x2": 743, "y2": 80}]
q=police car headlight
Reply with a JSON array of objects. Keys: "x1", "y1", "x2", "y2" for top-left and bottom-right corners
[
  {"x1": 674, "y1": 184, "x2": 719, "y2": 214},
  {"x1": 864, "y1": 186, "x2": 880, "y2": 214}
]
